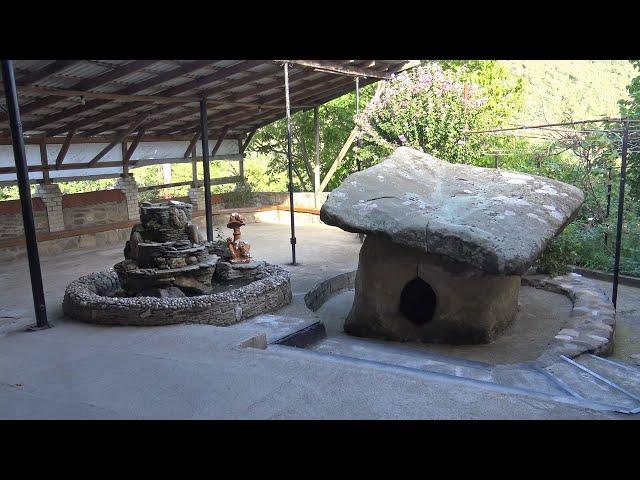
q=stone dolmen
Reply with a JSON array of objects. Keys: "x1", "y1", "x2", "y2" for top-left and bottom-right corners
[{"x1": 320, "y1": 146, "x2": 585, "y2": 344}]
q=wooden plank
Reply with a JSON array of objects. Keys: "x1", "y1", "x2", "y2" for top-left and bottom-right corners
[
  {"x1": 54, "y1": 129, "x2": 75, "y2": 168},
  {"x1": 44, "y1": 61, "x2": 267, "y2": 137},
  {"x1": 318, "y1": 128, "x2": 358, "y2": 192},
  {"x1": 318, "y1": 81, "x2": 386, "y2": 192},
  {"x1": 155, "y1": 74, "x2": 354, "y2": 136},
  {"x1": 124, "y1": 128, "x2": 145, "y2": 163},
  {"x1": 0, "y1": 133, "x2": 241, "y2": 145},
  {"x1": 210, "y1": 126, "x2": 229, "y2": 156},
  {"x1": 183, "y1": 131, "x2": 200, "y2": 158},
  {"x1": 39, "y1": 140, "x2": 50, "y2": 183},
  {"x1": 240, "y1": 129, "x2": 256, "y2": 153},
  {"x1": 284, "y1": 60, "x2": 393, "y2": 80},
  {"x1": 77, "y1": 64, "x2": 325, "y2": 137},
  {"x1": 138, "y1": 180, "x2": 193, "y2": 192},
  {"x1": 87, "y1": 116, "x2": 148, "y2": 166},
  {"x1": 209, "y1": 175, "x2": 242, "y2": 186},
  {"x1": 4, "y1": 85, "x2": 201, "y2": 105}
]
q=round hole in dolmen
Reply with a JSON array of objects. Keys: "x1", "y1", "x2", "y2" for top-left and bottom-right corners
[{"x1": 399, "y1": 277, "x2": 437, "y2": 326}]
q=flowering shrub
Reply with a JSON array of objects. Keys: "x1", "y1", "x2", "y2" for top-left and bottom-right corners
[{"x1": 356, "y1": 64, "x2": 487, "y2": 165}]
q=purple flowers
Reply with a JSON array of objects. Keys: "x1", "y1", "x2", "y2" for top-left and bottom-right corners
[{"x1": 399, "y1": 134, "x2": 407, "y2": 143}]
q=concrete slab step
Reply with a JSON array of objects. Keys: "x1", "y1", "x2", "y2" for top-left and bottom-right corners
[
  {"x1": 573, "y1": 354, "x2": 640, "y2": 401},
  {"x1": 309, "y1": 334, "x2": 494, "y2": 382},
  {"x1": 308, "y1": 334, "x2": 570, "y2": 397},
  {"x1": 545, "y1": 359, "x2": 640, "y2": 411},
  {"x1": 490, "y1": 364, "x2": 567, "y2": 397}
]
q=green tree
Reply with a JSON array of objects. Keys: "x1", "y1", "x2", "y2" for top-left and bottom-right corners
[
  {"x1": 619, "y1": 60, "x2": 640, "y2": 201},
  {"x1": 356, "y1": 63, "x2": 489, "y2": 166},
  {"x1": 248, "y1": 61, "x2": 524, "y2": 192}
]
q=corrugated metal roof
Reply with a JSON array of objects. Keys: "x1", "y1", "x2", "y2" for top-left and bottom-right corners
[{"x1": 0, "y1": 59, "x2": 416, "y2": 181}]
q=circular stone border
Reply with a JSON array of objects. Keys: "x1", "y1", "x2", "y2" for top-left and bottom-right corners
[
  {"x1": 522, "y1": 273, "x2": 616, "y2": 366},
  {"x1": 304, "y1": 270, "x2": 616, "y2": 365},
  {"x1": 63, "y1": 264, "x2": 292, "y2": 326}
]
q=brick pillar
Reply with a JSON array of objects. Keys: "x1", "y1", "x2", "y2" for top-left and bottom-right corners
[
  {"x1": 115, "y1": 175, "x2": 140, "y2": 221},
  {"x1": 35, "y1": 183, "x2": 64, "y2": 232},
  {"x1": 188, "y1": 184, "x2": 206, "y2": 211}
]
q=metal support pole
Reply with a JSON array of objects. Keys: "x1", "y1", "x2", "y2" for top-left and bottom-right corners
[
  {"x1": 612, "y1": 121, "x2": 629, "y2": 308},
  {"x1": 1, "y1": 60, "x2": 49, "y2": 329},
  {"x1": 355, "y1": 77, "x2": 361, "y2": 172},
  {"x1": 284, "y1": 63, "x2": 297, "y2": 265},
  {"x1": 605, "y1": 165, "x2": 612, "y2": 245},
  {"x1": 199, "y1": 98, "x2": 213, "y2": 241},
  {"x1": 313, "y1": 105, "x2": 320, "y2": 207}
]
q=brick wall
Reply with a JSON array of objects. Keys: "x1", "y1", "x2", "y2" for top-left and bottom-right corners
[
  {"x1": 61, "y1": 190, "x2": 128, "y2": 229},
  {"x1": 0, "y1": 198, "x2": 49, "y2": 240}
]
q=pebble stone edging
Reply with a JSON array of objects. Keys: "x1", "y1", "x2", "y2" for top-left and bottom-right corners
[
  {"x1": 304, "y1": 270, "x2": 616, "y2": 365},
  {"x1": 63, "y1": 264, "x2": 292, "y2": 326},
  {"x1": 523, "y1": 273, "x2": 616, "y2": 366}
]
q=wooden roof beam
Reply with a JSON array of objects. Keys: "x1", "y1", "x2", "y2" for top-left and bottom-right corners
[
  {"x1": 158, "y1": 74, "x2": 359, "y2": 136},
  {"x1": 87, "y1": 116, "x2": 148, "y2": 166},
  {"x1": 21, "y1": 60, "x2": 215, "y2": 132},
  {"x1": 283, "y1": 60, "x2": 394, "y2": 80},
  {"x1": 54, "y1": 129, "x2": 75, "y2": 168},
  {"x1": 44, "y1": 60, "x2": 265, "y2": 137},
  {"x1": 4, "y1": 60, "x2": 160, "y2": 120}
]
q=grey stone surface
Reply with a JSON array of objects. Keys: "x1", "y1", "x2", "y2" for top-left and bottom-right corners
[
  {"x1": 346, "y1": 235, "x2": 521, "y2": 344},
  {"x1": 320, "y1": 146, "x2": 584, "y2": 275}
]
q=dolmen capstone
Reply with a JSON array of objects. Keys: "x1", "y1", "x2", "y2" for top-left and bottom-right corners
[{"x1": 320, "y1": 146, "x2": 585, "y2": 344}]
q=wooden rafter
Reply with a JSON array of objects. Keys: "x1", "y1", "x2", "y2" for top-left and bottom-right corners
[
  {"x1": 54, "y1": 129, "x2": 75, "y2": 168},
  {"x1": 9, "y1": 60, "x2": 159, "y2": 119},
  {"x1": 240, "y1": 129, "x2": 256, "y2": 153},
  {"x1": 155, "y1": 73, "x2": 354, "y2": 136},
  {"x1": 210, "y1": 126, "x2": 230, "y2": 157},
  {"x1": 39, "y1": 140, "x2": 49, "y2": 183},
  {"x1": 183, "y1": 131, "x2": 200, "y2": 158},
  {"x1": 87, "y1": 116, "x2": 148, "y2": 166},
  {"x1": 0, "y1": 60, "x2": 414, "y2": 166},
  {"x1": 161, "y1": 74, "x2": 364, "y2": 137},
  {"x1": 284, "y1": 60, "x2": 394, "y2": 80},
  {"x1": 123, "y1": 128, "x2": 145, "y2": 163},
  {"x1": 318, "y1": 81, "x2": 386, "y2": 192},
  {"x1": 46, "y1": 60, "x2": 267, "y2": 137},
  {"x1": 73, "y1": 61, "x2": 334, "y2": 138},
  {"x1": 21, "y1": 60, "x2": 214, "y2": 132}
]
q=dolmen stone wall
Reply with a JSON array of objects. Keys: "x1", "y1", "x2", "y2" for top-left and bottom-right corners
[{"x1": 320, "y1": 146, "x2": 585, "y2": 344}]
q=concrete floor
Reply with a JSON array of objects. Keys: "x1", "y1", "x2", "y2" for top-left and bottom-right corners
[
  {"x1": 0, "y1": 222, "x2": 636, "y2": 419},
  {"x1": 317, "y1": 286, "x2": 574, "y2": 364}
]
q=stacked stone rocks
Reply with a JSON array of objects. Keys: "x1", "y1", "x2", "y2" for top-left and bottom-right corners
[
  {"x1": 114, "y1": 201, "x2": 219, "y2": 297},
  {"x1": 35, "y1": 184, "x2": 64, "y2": 232}
]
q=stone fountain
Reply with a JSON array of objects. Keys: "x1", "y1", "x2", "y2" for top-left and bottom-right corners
[
  {"x1": 63, "y1": 201, "x2": 292, "y2": 326},
  {"x1": 114, "y1": 201, "x2": 218, "y2": 297}
]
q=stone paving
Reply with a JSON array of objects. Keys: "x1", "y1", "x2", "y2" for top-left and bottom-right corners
[{"x1": 0, "y1": 222, "x2": 638, "y2": 419}]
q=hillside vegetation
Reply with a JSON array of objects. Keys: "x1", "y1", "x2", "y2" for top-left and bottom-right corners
[{"x1": 501, "y1": 60, "x2": 635, "y2": 124}]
